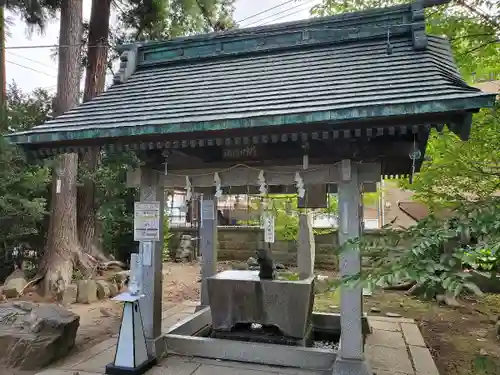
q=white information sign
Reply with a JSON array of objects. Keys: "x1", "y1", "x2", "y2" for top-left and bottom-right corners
[
  {"x1": 201, "y1": 200, "x2": 215, "y2": 221},
  {"x1": 134, "y1": 202, "x2": 161, "y2": 241},
  {"x1": 141, "y1": 241, "x2": 153, "y2": 267},
  {"x1": 263, "y1": 213, "x2": 275, "y2": 243}
]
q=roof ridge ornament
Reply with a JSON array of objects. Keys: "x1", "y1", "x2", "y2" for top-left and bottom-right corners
[
  {"x1": 113, "y1": 45, "x2": 139, "y2": 85},
  {"x1": 409, "y1": 0, "x2": 450, "y2": 50},
  {"x1": 410, "y1": 1, "x2": 427, "y2": 50}
]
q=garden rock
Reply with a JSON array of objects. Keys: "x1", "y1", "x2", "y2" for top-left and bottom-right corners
[
  {"x1": 108, "y1": 282, "x2": 119, "y2": 297},
  {"x1": 0, "y1": 301, "x2": 79, "y2": 370},
  {"x1": 247, "y1": 257, "x2": 258, "y2": 269},
  {"x1": 76, "y1": 280, "x2": 98, "y2": 304},
  {"x1": 385, "y1": 312, "x2": 402, "y2": 318},
  {"x1": 96, "y1": 280, "x2": 111, "y2": 300},
  {"x1": 176, "y1": 235, "x2": 194, "y2": 262},
  {"x1": 314, "y1": 276, "x2": 330, "y2": 294},
  {"x1": 231, "y1": 262, "x2": 248, "y2": 270},
  {"x1": 495, "y1": 320, "x2": 500, "y2": 339},
  {"x1": 61, "y1": 284, "x2": 78, "y2": 305},
  {"x1": 3, "y1": 269, "x2": 27, "y2": 298}
]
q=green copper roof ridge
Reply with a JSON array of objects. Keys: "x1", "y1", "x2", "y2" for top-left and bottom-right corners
[
  {"x1": 120, "y1": 0, "x2": 449, "y2": 54},
  {"x1": 120, "y1": 4, "x2": 413, "y2": 52},
  {"x1": 8, "y1": 94, "x2": 495, "y2": 146},
  {"x1": 127, "y1": 2, "x2": 429, "y2": 68}
]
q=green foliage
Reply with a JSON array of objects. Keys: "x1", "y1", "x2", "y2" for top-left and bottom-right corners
[
  {"x1": 97, "y1": 153, "x2": 140, "y2": 261},
  {"x1": 6, "y1": 82, "x2": 52, "y2": 132},
  {"x1": 0, "y1": 84, "x2": 52, "y2": 279},
  {"x1": 5, "y1": 0, "x2": 62, "y2": 30},
  {"x1": 0, "y1": 137, "x2": 49, "y2": 248},
  {"x1": 400, "y1": 103, "x2": 500, "y2": 209},
  {"x1": 311, "y1": 0, "x2": 500, "y2": 81},
  {"x1": 464, "y1": 248, "x2": 500, "y2": 273},
  {"x1": 0, "y1": 85, "x2": 51, "y2": 279},
  {"x1": 117, "y1": 0, "x2": 235, "y2": 41},
  {"x1": 346, "y1": 198, "x2": 500, "y2": 298},
  {"x1": 243, "y1": 194, "x2": 339, "y2": 241},
  {"x1": 163, "y1": 214, "x2": 173, "y2": 261}
]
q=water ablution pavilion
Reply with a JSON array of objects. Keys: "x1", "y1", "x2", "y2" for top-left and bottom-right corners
[{"x1": 8, "y1": 0, "x2": 496, "y2": 374}]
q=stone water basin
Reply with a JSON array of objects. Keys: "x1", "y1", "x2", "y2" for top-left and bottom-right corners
[{"x1": 206, "y1": 270, "x2": 315, "y2": 340}]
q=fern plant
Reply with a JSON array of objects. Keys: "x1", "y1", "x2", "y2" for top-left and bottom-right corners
[{"x1": 339, "y1": 197, "x2": 500, "y2": 299}]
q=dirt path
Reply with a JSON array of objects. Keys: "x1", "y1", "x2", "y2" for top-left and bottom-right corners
[{"x1": 66, "y1": 261, "x2": 202, "y2": 353}]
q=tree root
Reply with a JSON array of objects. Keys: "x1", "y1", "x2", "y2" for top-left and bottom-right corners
[
  {"x1": 384, "y1": 281, "x2": 416, "y2": 291},
  {"x1": 436, "y1": 293, "x2": 462, "y2": 307},
  {"x1": 405, "y1": 283, "x2": 421, "y2": 296},
  {"x1": 19, "y1": 274, "x2": 44, "y2": 296},
  {"x1": 19, "y1": 251, "x2": 126, "y2": 296}
]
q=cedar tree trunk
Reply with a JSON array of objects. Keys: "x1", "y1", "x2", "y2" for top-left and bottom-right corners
[
  {"x1": 40, "y1": 0, "x2": 84, "y2": 296},
  {"x1": 77, "y1": 0, "x2": 111, "y2": 261}
]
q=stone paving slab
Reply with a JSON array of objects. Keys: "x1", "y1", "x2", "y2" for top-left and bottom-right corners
[
  {"x1": 34, "y1": 309, "x2": 439, "y2": 375},
  {"x1": 366, "y1": 329, "x2": 406, "y2": 348},
  {"x1": 366, "y1": 345, "x2": 414, "y2": 374},
  {"x1": 179, "y1": 356, "x2": 322, "y2": 375},
  {"x1": 409, "y1": 345, "x2": 440, "y2": 375},
  {"x1": 401, "y1": 322, "x2": 427, "y2": 347},
  {"x1": 35, "y1": 371, "x2": 102, "y2": 375},
  {"x1": 368, "y1": 315, "x2": 415, "y2": 323},
  {"x1": 368, "y1": 319, "x2": 402, "y2": 332}
]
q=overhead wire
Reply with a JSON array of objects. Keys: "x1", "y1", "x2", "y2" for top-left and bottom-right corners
[
  {"x1": 5, "y1": 60, "x2": 57, "y2": 78},
  {"x1": 8, "y1": 50, "x2": 57, "y2": 71},
  {"x1": 236, "y1": 0, "x2": 299, "y2": 25},
  {"x1": 244, "y1": 0, "x2": 317, "y2": 28}
]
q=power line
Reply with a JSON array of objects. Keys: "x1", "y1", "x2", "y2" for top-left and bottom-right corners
[
  {"x1": 2, "y1": 14, "x2": 493, "y2": 51},
  {"x1": 5, "y1": 43, "x2": 85, "y2": 50},
  {"x1": 3, "y1": 1, "x2": 310, "y2": 50},
  {"x1": 244, "y1": 0, "x2": 316, "y2": 28},
  {"x1": 8, "y1": 51, "x2": 57, "y2": 71},
  {"x1": 236, "y1": 0, "x2": 299, "y2": 25},
  {"x1": 5, "y1": 60, "x2": 57, "y2": 78},
  {"x1": 255, "y1": 2, "x2": 317, "y2": 26}
]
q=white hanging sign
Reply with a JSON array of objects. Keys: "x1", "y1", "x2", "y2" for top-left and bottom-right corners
[
  {"x1": 141, "y1": 241, "x2": 153, "y2": 267},
  {"x1": 134, "y1": 202, "x2": 161, "y2": 241},
  {"x1": 263, "y1": 213, "x2": 275, "y2": 243},
  {"x1": 201, "y1": 199, "x2": 215, "y2": 221}
]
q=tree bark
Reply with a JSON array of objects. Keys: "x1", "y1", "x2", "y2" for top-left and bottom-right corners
[
  {"x1": 77, "y1": 0, "x2": 111, "y2": 261},
  {"x1": 40, "y1": 0, "x2": 84, "y2": 296}
]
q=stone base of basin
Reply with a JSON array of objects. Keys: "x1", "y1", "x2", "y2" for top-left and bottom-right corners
[
  {"x1": 211, "y1": 322, "x2": 314, "y2": 346},
  {"x1": 207, "y1": 270, "x2": 315, "y2": 339}
]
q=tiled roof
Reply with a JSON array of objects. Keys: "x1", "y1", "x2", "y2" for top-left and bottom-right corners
[{"x1": 8, "y1": 3, "x2": 496, "y2": 148}]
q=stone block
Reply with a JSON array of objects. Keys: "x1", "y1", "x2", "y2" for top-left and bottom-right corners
[
  {"x1": 365, "y1": 346, "x2": 413, "y2": 374},
  {"x1": 366, "y1": 329, "x2": 405, "y2": 348},
  {"x1": 409, "y1": 345, "x2": 440, "y2": 375},
  {"x1": 61, "y1": 283, "x2": 78, "y2": 305},
  {"x1": 96, "y1": 280, "x2": 111, "y2": 300},
  {"x1": 3, "y1": 270, "x2": 27, "y2": 298},
  {"x1": 207, "y1": 270, "x2": 315, "y2": 339},
  {"x1": 0, "y1": 301, "x2": 79, "y2": 370},
  {"x1": 108, "y1": 282, "x2": 119, "y2": 297},
  {"x1": 401, "y1": 322, "x2": 426, "y2": 347},
  {"x1": 368, "y1": 319, "x2": 401, "y2": 332},
  {"x1": 76, "y1": 280, "x2": 98, "y2": 304}
]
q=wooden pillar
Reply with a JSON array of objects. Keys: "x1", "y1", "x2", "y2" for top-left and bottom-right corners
[
  {"x1": 198, "y1": 193, "x2": 218, "y2": 308},
  {"x1": 333, "y1": 160, "x2": 372, "y2": 375},
  {"x1": 138, "y1": 168, "x2": 165, "y2": 359}
]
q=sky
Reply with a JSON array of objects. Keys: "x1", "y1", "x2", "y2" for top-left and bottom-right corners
[{"x1": 5, "y1": 0, "x2": 321, "y2": 93}]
